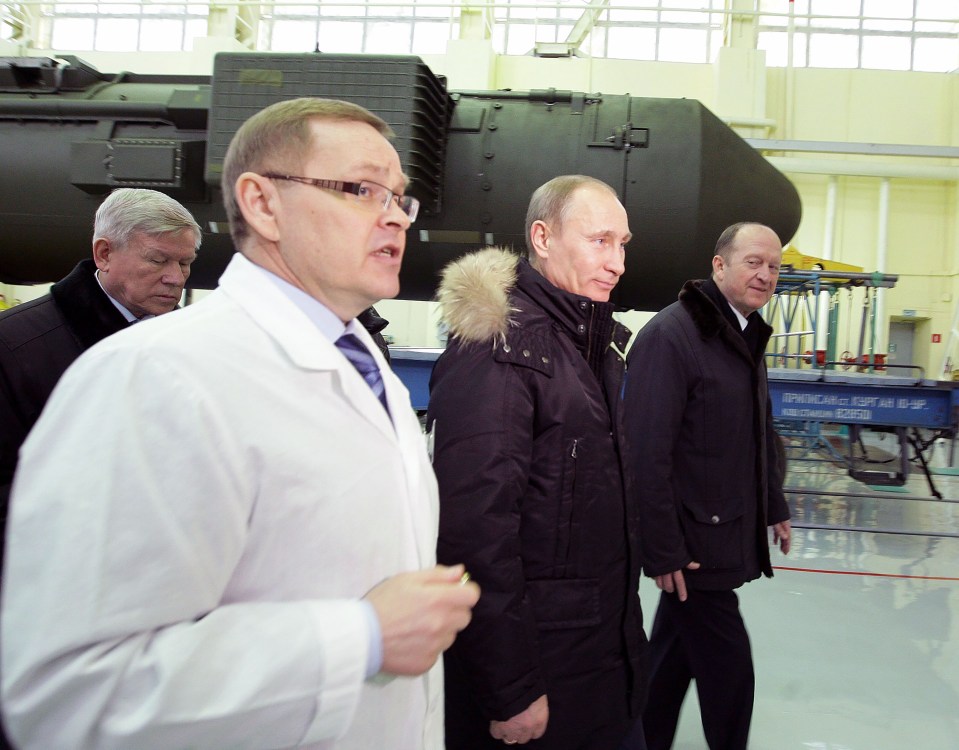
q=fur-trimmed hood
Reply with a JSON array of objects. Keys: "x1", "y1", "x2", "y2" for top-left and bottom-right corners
[
  {"x1": 435, "y1": 246, "x2": 521, "y2": 345},
  {"x1": 436, "y1": 246, "x2": 629, "y2": 380}
]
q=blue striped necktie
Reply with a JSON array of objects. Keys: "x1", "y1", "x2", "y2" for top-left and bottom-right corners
[{"x1": 335, "y1": 333, "x2": 390, "y2": 414}]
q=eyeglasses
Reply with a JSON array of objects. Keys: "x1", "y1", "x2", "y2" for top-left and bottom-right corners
[{"x1": 263, "y1": 173, "x2": 420, "y2": 223}]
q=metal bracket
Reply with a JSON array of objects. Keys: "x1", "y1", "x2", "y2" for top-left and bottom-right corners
[{"x1": 589, "y1": 123, "x2": 649, "y2": 150}]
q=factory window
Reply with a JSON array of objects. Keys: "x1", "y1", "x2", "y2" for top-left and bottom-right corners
[
  {"x1": 7, "y1": 0, "x2": 957, "y2": 74},
  {"x1": 263, "y1": 0, "x2": 456, "y2": 55},
  {"x1": 50, "y1": 16, "x2": 94, "y2": 49},
  {"x1": 1, "y1": 3, "x2": 22, "y2": 40},
  {"x1": 493, "y1": 0, "x2": 724, "y2": 61},
  {"x1": 38, "y1": 0, "x2": 209, "y2": 53},
  {"x1": 758, "y1": 0, "x2": 959, "y2": 73}
]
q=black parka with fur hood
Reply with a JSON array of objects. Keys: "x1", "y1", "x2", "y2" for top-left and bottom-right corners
[{"x1": 427, "y1": 247, "x2": 646, "y2": 744}]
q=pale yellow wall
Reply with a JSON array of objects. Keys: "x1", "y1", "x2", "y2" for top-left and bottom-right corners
[
  {"x1": 489, "y1": 55, "x2": 716, "y2": 102},
  {"x1": 771, "y1": 68, "x2": 955, "y2": 145},
  {"x1": 0, "y1": 282, "x2": 52, "y2": 310},
  {"x1": 783, "y1": 173, "x2": 957, "y2": 373},
  {"x1": 750, "y1": 65, "x2": 958, "y2": 375},
  {"x1": 374, "y1": 299, "x2": 445, "y2": 348}
]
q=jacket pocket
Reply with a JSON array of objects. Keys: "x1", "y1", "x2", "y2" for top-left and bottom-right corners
[
  {"x1": 683, "y1": 502, "x2": 745, "y2": 571},
  {"x1": 526, "y1": 577, "x2": 601, "y2": 630},
  {"x1": 552, "y1": 438, "x2": 578, "y2": 571}
]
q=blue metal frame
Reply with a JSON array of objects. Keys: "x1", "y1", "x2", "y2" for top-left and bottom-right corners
[
  {"x1": 390, "y1": 347, "x2": 442, "y2": 411},
  {"x1": 768, "y1": 369, "x2": 957, "y2": 429}
]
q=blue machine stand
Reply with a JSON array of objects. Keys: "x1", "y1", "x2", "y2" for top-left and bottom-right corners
[{"x1": 769, "y1": 366, "x2": 959, "y2": 498}]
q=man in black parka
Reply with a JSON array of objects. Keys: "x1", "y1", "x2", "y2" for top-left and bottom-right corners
[
  {"x1": 428, "y1": 175, "x2": 647, "y2": 749},
  {"x1": 623, "y1": 222, "x2": 792, "y2": 750},
  {"x1": 0, "y1": 188, "x2": 201, "y2": 544}
]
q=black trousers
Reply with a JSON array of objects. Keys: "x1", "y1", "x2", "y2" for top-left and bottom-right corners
[{"x1": 641, "y1": 589, "x2": 754, "y2": 750}]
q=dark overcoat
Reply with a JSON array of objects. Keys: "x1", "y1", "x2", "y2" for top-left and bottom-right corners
[
  {"x1": 623, "y1": 278, "x2": 789, "y2": 591},
  {"x1": 0, "y1": 260, "x2": 129, "y2": 530},
  {"x1": 428, "y1": 248, "x2": 646, "y2": 749}
]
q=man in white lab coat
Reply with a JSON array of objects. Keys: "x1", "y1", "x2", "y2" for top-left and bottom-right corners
[{"x1": 0, "y1": 97, "x2": 479, "y2": 750}]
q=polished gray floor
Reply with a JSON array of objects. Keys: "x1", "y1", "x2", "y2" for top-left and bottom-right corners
[{"x1": 639, "y1": 432, "x2": 959, "y2": 749}]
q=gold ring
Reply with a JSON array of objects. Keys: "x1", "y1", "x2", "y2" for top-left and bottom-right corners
[{"x1": 459, "y1": 571, "x2": 471, "y2": 586}]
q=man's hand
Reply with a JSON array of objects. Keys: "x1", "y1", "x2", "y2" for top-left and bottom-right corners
[
  {"x1": 772, "y1": 520, "x2": 792, "y2": 555},
  {"x1": 365, "y1": 564, "x2": 480, "y2": 676},
  {"x1": 654, "y1": 561, "x2": 701, "y2": 602},
  {"x1": 489, "y1": 694, "x2": 549, "y2": 745}
]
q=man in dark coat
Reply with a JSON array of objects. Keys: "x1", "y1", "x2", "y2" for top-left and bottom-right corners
[
  {"x1": 622, "y1": 222, "x2": 792, "y2": 750},
  {"x1": 427, "y1": 175, "x2": 647, "y2": 749},
  {"x1": 0, "y1": 188, "x2": 201, "y2": 538}
]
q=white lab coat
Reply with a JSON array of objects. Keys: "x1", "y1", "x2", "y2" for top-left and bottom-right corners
[{"x1": 1, "y1": 254, "x2": 443, "y2": 750}]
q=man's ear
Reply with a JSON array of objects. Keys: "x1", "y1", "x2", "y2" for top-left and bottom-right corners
[
  {"x1": 92, "y1": 237, "x2": 112, "y2": 272},
  {"x1": 529, "y1": 220, "x2": 550, "y2": 263},
  {"x1": 711, "y1": 254, "x2": 725, "y2": 279},
  {"x1": 235, "y1": 172, "x2": 281, "y2": 243}
]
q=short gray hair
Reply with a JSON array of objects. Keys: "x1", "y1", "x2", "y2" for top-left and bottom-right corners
[
  {"x1": 93, "y1": 188, "x2": 202, "y2": 251},
  {"x1": 524, "y1": 175, "x2": 619, "y2": 259},
  {"x1": 221, "y1": 97, "x2": 393, "y2": 248}
]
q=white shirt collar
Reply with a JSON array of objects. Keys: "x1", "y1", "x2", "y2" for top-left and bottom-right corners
[
  {"x1": 727, "y1": 299, "x2": 749, "y2": 331},
  {"x1": 252, "y1": 264, "x2": 364, "y2": 344}
]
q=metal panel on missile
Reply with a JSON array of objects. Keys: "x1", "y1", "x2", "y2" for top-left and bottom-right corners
[
  {"x1": 402, "y1": 90, "x2": 801, "y2": 311},
  {"x1": 205, "y1": 53, "x2": 453, "y2": 214}
]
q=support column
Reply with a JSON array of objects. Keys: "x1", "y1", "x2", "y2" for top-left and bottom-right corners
[
  {"x1": 201, "y1": 2, "x2": 258, "y2": 51},
  {"x1": 815, "y1": 176, "x2": 838, "y2": 361},
  {"x1": 716, "y1": 1, "x2": 769, "y2": 138},
  {"x1": 875, "y1": 178, "x2": 890, "y2": 365},
  {"x1": 444, "y1": 3, "x2": 496, "y2": 90}
]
